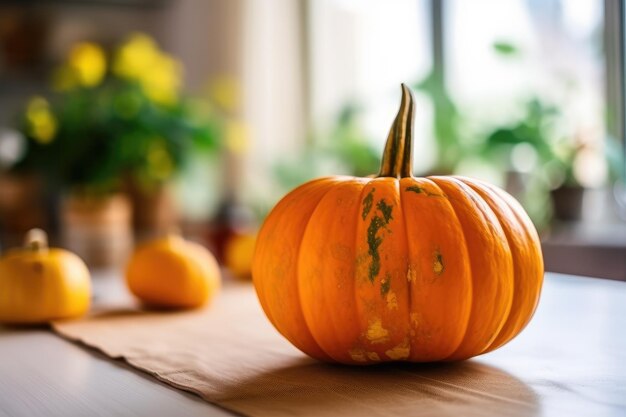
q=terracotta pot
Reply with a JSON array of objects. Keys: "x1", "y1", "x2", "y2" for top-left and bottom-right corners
[
  {"x1": 125, "y1": 182, "x2": 179, "y2": 239},
  {"x1": 0, "y1": 173, "x2": 48, "y2": 244},
  {"x1": 551, "y1": 185, "x2": 585, "y2": 221},
  {"x1": 60, "y1": 193, "x2": 133, "y2": 267}
]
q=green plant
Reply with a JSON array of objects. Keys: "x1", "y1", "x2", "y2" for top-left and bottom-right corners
[
  {"x1": 12, "y1": 34, "x2": 221, "y2": 195},
  {"x1": 483, "y1": 98, "x2": 560, "y2": 170},
  {"x1": 273, "y1": 102, "x2": 380, "y2": 194},
  {"x1": 413, "y1": 69, "x2": 464, "y2": 174},
  {"x1": 327, "y1": 104, "x2": 380, "y2": 177}
]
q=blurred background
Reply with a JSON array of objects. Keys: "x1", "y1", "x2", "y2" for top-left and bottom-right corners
[{"x1": 0, "y1": 0, "x2": 624, "y2": 280}]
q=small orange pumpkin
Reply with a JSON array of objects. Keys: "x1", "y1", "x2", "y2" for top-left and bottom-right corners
[
  {"x1": 224, "y1": 232, "x2": 257, "y2": 280},
  {"x1": 252, "y1": 85, "x2": 543, "y2": 364},
  {"x1": 126, "y1": 233, "x2": 220, "y2": 309}
]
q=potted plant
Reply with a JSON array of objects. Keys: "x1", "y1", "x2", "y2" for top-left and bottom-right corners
[{"x1": 11, "y1": 33, "x2": 222, "y2": 265}]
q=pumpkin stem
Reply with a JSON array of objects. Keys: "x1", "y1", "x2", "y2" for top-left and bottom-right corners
[
  {"x1": 24, "y1": 228, "x2": 49, "y2": 252},
  {"x1": 378, "y1": 83, "x2": 415, "y2": 178}
]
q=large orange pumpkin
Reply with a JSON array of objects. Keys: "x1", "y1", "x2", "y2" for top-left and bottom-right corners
[{"x1": 252, "y1": 85, "x2": 543, "y2": 364}]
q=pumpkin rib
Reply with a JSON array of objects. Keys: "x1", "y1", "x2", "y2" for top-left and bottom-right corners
[
  {"x1": 254, "y1": 177, "x2": 337, "y2": 361},
  {"x1": 350, "y1": 178, "x2": 377, "y2": 364},
  {"x1": 353, "y1": 178, "x2": 411, "y2": 363},
  {"x1": 499, "y1": 189, "x2": 543, "y2": 320},
  {"x1": 252, "y1": 177, "x2": 331, "y2": 326},
  {"x1": 348, "y1": 179, "x2": 379, "y2": 363},
  {"x1": 425, "y1": 176, "x2": 475, "y2": 360},
  {"x1": 395, "y1": 178, "x2": 413, "y2": 362},
  {"x1": 297, "y1": 178, "x2": 368, "y2": 362},
  {"x1": 457, "y1": 177, "x2": 515, "y2": 357},
  {"x1": 455, "y1": 178, "x2": 522, "y2": 354},
  {"x1": 485, "y1": 183, "x2": 544, "y2": 315},
  {"x1": 476, "y1": 181, "x2": 544, "y2": 352},
  {"x1": 347, "y1": 179, "x2": 378, "y2": 363},
  {"x1": 420, "y1": 177, "x2": 473, "y2": 358},
  {"x1": 289, "y1": 180, "x2": 339, "y2": 361},
  {"x1": 252, "y1": 178, "x2": 327, "y2": 333},
  {"x1": 400, "y1": 177, "x2": 472, "y2": 360},
  {"x1": 460, "y1": 177, "x2": 515, "y2": 357},
  {"x1": 252, "y1": 178, "x2": 329, "y2": 329},
  {"x1": 430, "y1": 176, "x2": 513, "y2": 360}
]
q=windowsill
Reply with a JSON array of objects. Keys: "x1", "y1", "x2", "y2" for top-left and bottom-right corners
[{"x1": 542, "y1": 220, "x2": 626, "y2": 281}]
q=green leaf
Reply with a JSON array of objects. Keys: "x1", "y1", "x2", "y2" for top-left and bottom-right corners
[{"x1": 493, "y1": 41, "x2": 520, "y2": 56}]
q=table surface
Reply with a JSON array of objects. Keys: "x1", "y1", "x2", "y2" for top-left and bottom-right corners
[{"x1": 0, "y1": 272, "x2": 625, "y2": 417}]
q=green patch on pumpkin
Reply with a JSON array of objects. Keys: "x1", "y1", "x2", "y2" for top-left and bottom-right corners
[
  {"x1": 406, "y1": 186, "x2": 446, "y2": 198},
  {"x1": 362, "y1": 188, "x2": 375, "y2": 220},
  {"x1": 366, "y1": 198, "x2": 393, "y2": 283},
  {"x1": 377, "y1": 200, "x2": 393, "y2": 223}
]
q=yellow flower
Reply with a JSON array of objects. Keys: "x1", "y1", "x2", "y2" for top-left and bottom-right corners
[
  {"x1": 51, "y1": 42, "x2": 106, "y2": 91},
  {"x1": 69, "y1": 42, "x2": 106, "y2": 87},
  {"x1": 208, "y1": 76, "x2": 240, "y2": 113},
  {"x1": 113, "y1": 33, "x2": 182, "y2": 106},
  {"x1": 139, "y1": 53, "x2": 182, "y2": 106},
  {"x1": 25, "y1": 97, "x2": 57, "y2": 144},
  {"x1": 225, "y1": 119, "x2": 250, "y2": 154},
  {"x1": 113, "y1": 33, "x2": 159, "y2": 80}
]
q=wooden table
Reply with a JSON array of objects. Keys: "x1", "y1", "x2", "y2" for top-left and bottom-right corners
[{"x1": 0, "y1": 272, "x2": 625, "y2": 417}]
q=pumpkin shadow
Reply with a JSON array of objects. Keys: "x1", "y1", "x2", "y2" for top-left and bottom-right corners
[
  {"x1": 0, "y1": 322, "x2": 50, "y2": 331},
  {"x1": 81, "y1": 307, "x2": 198, "y2": 321},
  {"x1": 85, "y1": 308, "x2": 144, "y2": 319},
  {"x1": 212, "y1": 357, "x2": 540, "y2": 417}
]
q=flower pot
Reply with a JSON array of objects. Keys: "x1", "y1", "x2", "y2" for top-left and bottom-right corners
[
  {"x1": 125, "y1": 182, "x2": 179, "y2": 239},
  {"x1": 0, "y1": 173, "x2": 48, "y2": 244},
  {"x1": 60, "y1": 193, "x2": 133, "y2": 267},
  {"x1": 551, "y1": 185, "x2": 585, "y2": 222}
]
